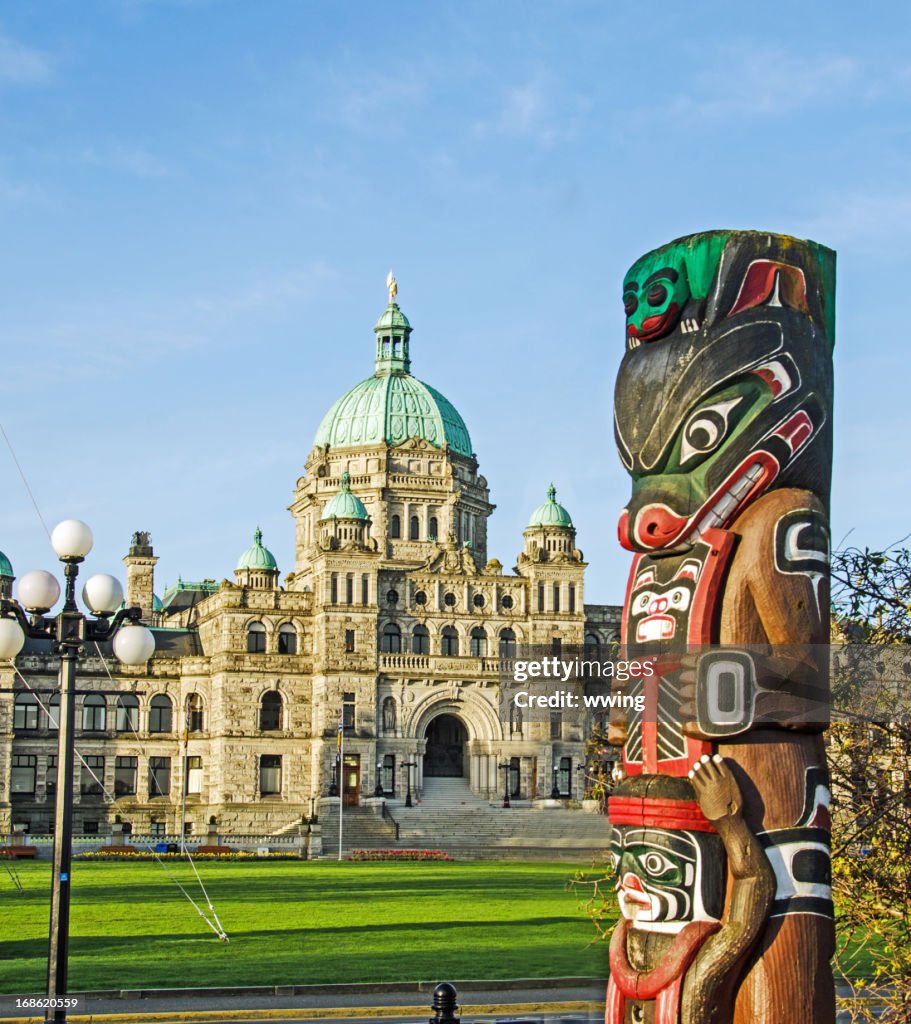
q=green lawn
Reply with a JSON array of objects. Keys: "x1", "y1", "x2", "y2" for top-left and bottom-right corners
[{"x1": 0, "y1": 860, "x2": 611, "y2": 993}]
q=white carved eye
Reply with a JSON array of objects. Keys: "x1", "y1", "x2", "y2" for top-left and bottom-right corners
[
  {"x1": 680, "y1": 397, "x2": 743, "y2": 466},
  {"x1": 667, "y1": 587, "x2": 691, "y2": 611},
  {"x1": 641, "y1": 851, "x2": 676, "y2": 878},
  {"x1": 633, "y1": 591, "x2": 654, "y2": 614}
]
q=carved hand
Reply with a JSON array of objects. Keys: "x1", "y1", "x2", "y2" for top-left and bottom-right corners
[{"x1": 688, "y1": 754, "x2": 742, "y2": 824}]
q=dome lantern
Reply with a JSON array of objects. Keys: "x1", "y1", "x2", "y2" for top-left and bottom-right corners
[{"x1": 235, "y1": 527, "x2": 279, "y2": 590}]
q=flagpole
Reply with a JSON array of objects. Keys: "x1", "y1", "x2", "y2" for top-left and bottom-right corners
[{"x1": 337, "y1": 708, "x2": 344, "y2": 862}]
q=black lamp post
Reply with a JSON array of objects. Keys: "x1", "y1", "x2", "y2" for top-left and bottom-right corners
[
  {"x1": 0, "y1": 519, "x2": 155, "y2": 1024},
  {"x1": 403, "y1": 760, "x2": 416, "y2": 807},
  {"x1": 374, "y1": 760, "x2": 384, "y2": 797},
  {"x1": 498, "y1": 762, "x2": 511, "y2": 808},
  {"x1": 551, "y1": 763, "x2": 561, "y2": 800}
]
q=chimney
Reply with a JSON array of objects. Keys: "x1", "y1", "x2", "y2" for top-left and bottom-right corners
[{"x1": 123, "y1": 531, "x2": 158, "y2": 623}]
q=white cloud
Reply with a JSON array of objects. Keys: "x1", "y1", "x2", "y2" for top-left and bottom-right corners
[
  {"x1": 672, "y1": 47, "x2": 858, "y2": 119},
  {"x1": 0, "y1": 31, "x2": 53, "y2": 85},
  {"x1": 474, "y1": 76, "x2": 587, "y2": 147},
  {"x1": 80, "y1": 143, "x2": 171, "y2": 179}
]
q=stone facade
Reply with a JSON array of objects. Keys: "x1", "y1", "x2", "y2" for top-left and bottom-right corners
[{"x1": 0, "y1": 293, "x2": 620, "y2": 837}]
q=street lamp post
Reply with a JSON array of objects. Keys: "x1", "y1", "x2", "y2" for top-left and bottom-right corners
[
  {"x1": 0, "y1": 520, "x2": 156, "y2": 1024},
  {"x1": 498, "y1": 762, "x2": 511, "y2": 808},
  {"x1": 374, "y1": 760, "x2": 385, "y2": 797},
  {"x1": 551, "y1": 763, "x2": 561, "y2": 800},
  {"x1": 403, "y1": 760, "x2": 416, "y2": 807}
]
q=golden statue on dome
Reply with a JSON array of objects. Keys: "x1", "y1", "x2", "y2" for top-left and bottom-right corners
[{"x1": 386, "y1": 270, "x2": 398, "y2": 304}]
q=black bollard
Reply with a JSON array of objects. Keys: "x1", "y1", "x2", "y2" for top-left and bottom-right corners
[{"x1": 429, "y1": 982, "x2": 459, "y2": 1024}]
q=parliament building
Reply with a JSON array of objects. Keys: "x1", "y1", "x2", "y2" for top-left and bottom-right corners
[{"x1": 1, "y1": 287, "x2": 619, "y2": 837}]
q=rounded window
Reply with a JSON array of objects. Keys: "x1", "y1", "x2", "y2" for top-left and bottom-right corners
[
  {"x1": 414, "y1": 590, "x2": 427, "y2": 606},
  {"x1": 501, "y1": 594, "x2": 514, "y2": 609},
  {"x1": 472, "y1": 593, "x2": 485, "y2": 608},
  {"x1": 443, "y1": 592, "x2": 456, "y2": 607},
  {"x1": 386, "y1": 589, "x2": 399, "y2": 606}
]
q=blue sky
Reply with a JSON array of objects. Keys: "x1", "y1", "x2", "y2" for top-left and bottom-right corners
[{"x1": 1, "y1": 0, "x2": 908, "y2": 603}]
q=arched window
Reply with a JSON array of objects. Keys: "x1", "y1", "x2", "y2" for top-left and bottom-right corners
[
  {"x1": 278, "y1": 623, "x2": 297, "y2": 655},
  {"x1": 412, "y1": 625, "x2": 430, "y2": 655},
  {"x1": 13, "y1": 692, "x2": 38, "y2": 731},
  {"x1": 409, "y1": 516, "x2": 420, "y2": 540},
  {"x1": 116, "y1": 694, "x2": 139, "y2": 732},
  {"x1": 247, "y1": 621, "x2": 266, "y2": 653},
  {"x1": 499, "y1": 628, "x2": 516, "y2": 657},
  {"x1": 470, "y1": 627, "x2": 487, "y2": 657},
  {"x1": 584, "y1": 633, "x2": 600, "y2": 654},
  {"x1": 441, "y1": 626, "x2": 459, "y2": 656},
  {"x1": 149, "y1": 694, "x2": 173, "y2": 733},
  {"x1": 380, "y1": 623, "x2": 401, "y2": 654},
  {"x1": 390, "y1": 515, "x2": 401, "y2": 539},
  {"x1": 186, "y1": 693, "x2": 204, "y2": 733},
  {"x1": 260, "y1": 691, "x2": 283, "y2": 731},
  {"x1": 82, "y1": 694, "x2": 106, "y2": 732},
  {"x1": 429, "y1": 517, "x2": 438, "y2": 540}
]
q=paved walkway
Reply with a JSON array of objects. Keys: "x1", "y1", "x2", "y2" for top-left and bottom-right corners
[{"x1": 0, "y1": 979, "x2": 892, "y2": 1024}]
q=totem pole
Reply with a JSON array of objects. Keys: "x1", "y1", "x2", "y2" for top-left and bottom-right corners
[{"x1": 607, "y1": 231, "x2": 835, "y2": 1024}]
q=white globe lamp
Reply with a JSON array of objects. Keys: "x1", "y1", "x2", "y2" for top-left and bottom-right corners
[
  {"x1": 51, "y1": 519, "x2": 94, "y2": 560},
  {"x1": 113, "y1": 623, "x2": 156, "y2": 666},
  {"x1": 82, "y1": 574, "x2": 124, "y2": 616},
  {"x1": 0, "y1": 618, "x2": 26, "y2": 659},
  {"x1": 17, "y1": 570, "x2": 61, "y2": 612}
]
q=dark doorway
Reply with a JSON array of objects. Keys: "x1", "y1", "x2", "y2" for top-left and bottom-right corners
[
  {"x1": 342, "y1": 754, "x2": 360, "y2": 807},
  {"x1": 423, "y1": 714, "x2": 467, "y2": 777}
]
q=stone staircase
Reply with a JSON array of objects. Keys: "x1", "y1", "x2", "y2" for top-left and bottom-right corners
[{"x1": 320, "y1": 778, "x2": 612, "y2": 860}]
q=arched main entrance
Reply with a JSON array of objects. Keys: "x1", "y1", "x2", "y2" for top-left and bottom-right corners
[{"x1": 423, "y1": 714, "x2": 468, "y2": 778}]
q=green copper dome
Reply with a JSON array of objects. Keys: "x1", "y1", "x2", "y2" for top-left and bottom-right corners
[
  {"x1": 528, "y1": 484, "x2": 574, "y2": 528},
  {"x1": 321, "y1": 472, "x2": 369, "y2": 521},
  {"x1": 236, "y1": 527, "x2": 278, "y2": 571},
  {"x1": 0, "y1": 550, "x2": 12, "y2": 577},
  {"x1": 313, "y1": 299, "x2": 473, "y2": 457}
]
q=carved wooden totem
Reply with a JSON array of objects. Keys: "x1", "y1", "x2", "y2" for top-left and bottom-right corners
[{"x1": 608, "y1": 231, "x2": 835, "y2": 1024}]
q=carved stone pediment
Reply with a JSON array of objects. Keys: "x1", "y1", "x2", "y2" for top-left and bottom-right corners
[{"x1": 421, "y1": 541, "x2": 479, "y2": 576}]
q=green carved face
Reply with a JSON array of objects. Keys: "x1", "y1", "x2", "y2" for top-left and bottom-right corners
[
  {"x1": 622, "y1": 233, "x2": 731, "y2": 346},
  {"x1": 623, "y1": 254, "x2": 691, "y2": 343}
]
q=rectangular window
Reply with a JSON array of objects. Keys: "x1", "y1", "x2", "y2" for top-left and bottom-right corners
[
  {"x1": 550, "y1": 712, "x2": 562, "y2": 740},
  {"x1": 568, "y1": 584, "x2": 576, "y2": 614},
  {"x1": 149, "y1": 756, "x2": 171, "y2": 797},
  {"x1": 330, "y1": 573, "x2": 338, "y2": 603},
  {"x1": 46, "y1": 754, "x2": 57, "y2": 796},
  {"x1": 552, "y1": 637, "x2": 562, "y2": 656},
  {"x1": 343, "y1": 691, "x2": 356, "y2": 731},
  {"x1": 346, "y1": 574, "x2": 354, "y2": 604},
  {"x1": 383, "y1": 754, "x2": 395, "y2": 796},
  {"x1": 538, "y1": 583, "x2": 545, "y2": 612},
  {"x1": 183, "y1": 821, "x2": 194, "y2": 835},
  {"x1": 361, "y1": 575, "x2": 369, "y2": 605},
  {"x1": 185, "y1": 756, "x2": 202, "y2": 795},
  {"x1": 553, "y1": 584, "x2": 561, "y2": 613},
  {"x1": 149, "y1": 820, "x2": 166, "y2": 837},
  {"x1": 81, "y1": 755, "x2": 105, "y2": 797},
  {"x1": 83, "y1": 820, "x2": 99, "y2": 835},
  {"x1": 11, "y1": 755, "x2": 37, "y2": 795},
  {"x1": 115, "y1": 756, "x2": 138, "y2": 796},
  {"x1": 13, "y1": 696, "x2": 39, "y2": 731},
  {"x1": 260, "y1": 755, "x2": 282, "y2": 795},
  {"x1": 345, "y1": 629, "x2": 356, "y2": 653}
]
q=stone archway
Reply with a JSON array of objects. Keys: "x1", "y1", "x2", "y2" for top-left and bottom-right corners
[{"x1": 423, "y1": 713, "x2": 468, "y2": 778}]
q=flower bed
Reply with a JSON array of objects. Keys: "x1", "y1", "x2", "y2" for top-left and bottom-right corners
[
  {"x1": 350, "y1": 849, "x2": 453, "y2": 861},
  {"x1": 77, "y1": 850, "x2": 299, "y2": 861}
]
